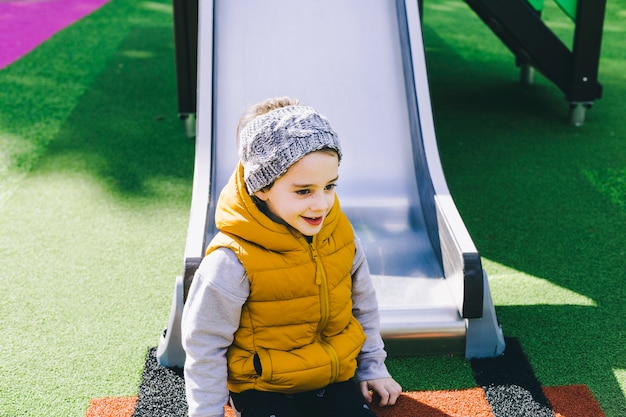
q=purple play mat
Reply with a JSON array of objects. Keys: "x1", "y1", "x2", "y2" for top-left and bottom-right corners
[{"x1": 0, "y1": 0, "x2": 110, "y2": 69}]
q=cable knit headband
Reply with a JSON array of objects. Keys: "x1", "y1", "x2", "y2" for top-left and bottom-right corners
[{"x1": 238, "y1": 105, "x2": 342, "y2": 193}]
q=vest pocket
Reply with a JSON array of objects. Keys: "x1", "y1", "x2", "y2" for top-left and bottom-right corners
[
  {"x1": 253, "y1": 352, "x2": 262, "y2": 375},
  {"x1": 254, "y1": 344, "x2": 333, "y2": 392}
]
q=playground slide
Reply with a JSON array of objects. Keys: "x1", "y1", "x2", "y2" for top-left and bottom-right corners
[{"x1": 157, "y1": 0, "x2": 505, "y2": 368}]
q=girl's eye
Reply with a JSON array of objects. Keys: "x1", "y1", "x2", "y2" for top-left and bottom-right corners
[
  {"x1": 325, "y1": 183, "x2": 337, "y2": 191},
  {"x1": 295, "y1": 189, "x2": 310, "y2": 196}
]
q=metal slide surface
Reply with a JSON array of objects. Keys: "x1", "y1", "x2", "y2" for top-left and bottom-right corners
[{"x1": 156, "y1": 0, "x2": 505, "y2": 367}]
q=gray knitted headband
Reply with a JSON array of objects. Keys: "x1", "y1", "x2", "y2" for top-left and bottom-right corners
[{"x1": 239, "y1": 105, "x2": 342, "y2": 193}]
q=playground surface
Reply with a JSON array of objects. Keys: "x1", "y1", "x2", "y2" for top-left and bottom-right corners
[{"x1": 0, "y1": 0, "x2": 624, "y2": 416}]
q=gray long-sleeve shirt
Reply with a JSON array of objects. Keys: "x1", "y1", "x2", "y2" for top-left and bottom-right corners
[{"x1": 181, "y1": 236, "x2": 391, "y2": 417}]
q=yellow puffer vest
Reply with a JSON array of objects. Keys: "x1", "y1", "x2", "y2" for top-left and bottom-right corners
[{"x1": 206, "y1": 164, "x2": 366, "y2": 393}]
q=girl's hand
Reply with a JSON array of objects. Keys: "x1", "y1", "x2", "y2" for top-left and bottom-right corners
[{"x1": 359, "y1": 377, "x2": 402, "y2": 406}]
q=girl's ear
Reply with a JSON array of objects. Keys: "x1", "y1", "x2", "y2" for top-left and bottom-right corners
[{"x1": 254, "y1": 189, "x2": 269, "y2": 201}]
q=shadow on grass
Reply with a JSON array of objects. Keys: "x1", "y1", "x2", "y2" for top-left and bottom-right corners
[
  {"x1": 0, "y1": 0, "x2": 180, "y2": 203},
  {"x1": 422, "y1": 8, "x2": 626, "y2": 416},
  {"x1": 34, "y1": 26, "x2": 194, "y2": 201}
]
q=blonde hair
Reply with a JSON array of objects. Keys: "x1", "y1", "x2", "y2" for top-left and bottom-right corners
[{"x1": 236, "y1": 96, "x2": 301, "y2": 145}]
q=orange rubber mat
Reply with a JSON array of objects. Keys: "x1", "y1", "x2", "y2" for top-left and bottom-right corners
[
  {"x1": 85, "y1": 396, "x2": 137, "y2": 417},
  {"x1": 85, "y1": 384, "x2": 605, "y2": 416}
]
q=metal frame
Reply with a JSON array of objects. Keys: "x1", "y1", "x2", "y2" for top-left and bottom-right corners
[
  {"x1": 172, "y1": 0, "x2": 198, "y2": 118},
  {"x1": 463, "y1": 0, "x2": 606, "y2": 125}
]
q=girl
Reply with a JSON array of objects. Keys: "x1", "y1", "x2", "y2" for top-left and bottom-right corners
[{"x1": 182, "y1": 97, "x2": 402, "y2": 417}]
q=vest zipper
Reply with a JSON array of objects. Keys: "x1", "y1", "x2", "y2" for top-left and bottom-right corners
[{"x1": 309, "y1": 240, "x2": 340, "y2": 383}]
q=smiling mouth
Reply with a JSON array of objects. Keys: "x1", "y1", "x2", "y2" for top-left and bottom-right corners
[{"x1": 303, "y1": 216, "x2": 323, "y2": 226}]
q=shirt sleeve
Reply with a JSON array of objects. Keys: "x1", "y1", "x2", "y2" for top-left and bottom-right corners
[
  {"x1": 181, "y1": 248, "x2": 249, "y2": 417},
  {"x1": 351, "y1": 235, "x2": 392, "y2": 382}
]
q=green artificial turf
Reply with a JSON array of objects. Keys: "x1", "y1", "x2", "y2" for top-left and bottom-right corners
[
  {"x1": 0, "y1": 1, "x2": 175, "y2": 204},
  {"x1": 0, "y1": 0, "x2": 624, "y2": 416},
  {"x1": 0, "y1": 1, "x2": 193, "y2": 416},
  {"x1": 423, "y1": 1, "x2": 626, "y2": 415}
]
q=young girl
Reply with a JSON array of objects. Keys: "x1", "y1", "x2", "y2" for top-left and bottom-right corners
[{"x1": 181, "y1": 97, "x2": 402, "y2": 417}]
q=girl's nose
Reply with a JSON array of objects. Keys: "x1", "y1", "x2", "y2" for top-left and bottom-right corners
[{"x1": 309, "y1": 192, "x2": 330, "y2": 211}]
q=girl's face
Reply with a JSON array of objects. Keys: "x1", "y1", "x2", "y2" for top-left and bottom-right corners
[{"x1": 254, "y1": 150, "x2": 339, "y2": 236}]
